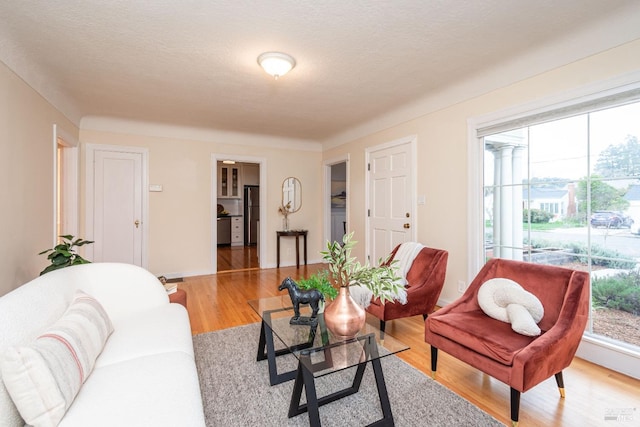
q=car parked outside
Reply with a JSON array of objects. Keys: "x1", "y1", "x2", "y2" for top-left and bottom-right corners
[{"x1": 590, "y1": 211, "x2": 634, "y2": 229}]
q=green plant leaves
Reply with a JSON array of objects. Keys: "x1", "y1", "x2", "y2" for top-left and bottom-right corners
[
  {"x1": 297, "y1": 270, "x2": 338, "y2": 300},
  {"x1": 320, "y1": 232, "x2": 403, "y2": 304},
  {"x1": 38, "y1": 235, "x2": 94, "y2": 275}
]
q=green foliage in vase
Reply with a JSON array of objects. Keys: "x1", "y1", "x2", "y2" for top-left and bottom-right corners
[
  {"x1": 38, "y1": 235, "x2": 94, "y2": 275},
  {"x1": 297, "y1": 270, "x2": 338, "y2": 300},
  {"x1": 321, "y1": 232, "x2": 403, "y2": 305}
]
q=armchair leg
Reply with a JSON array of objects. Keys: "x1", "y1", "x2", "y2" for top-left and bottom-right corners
[
  {"x1": 422, "y1": 313, "x2": 428, "y2": 321},
  {"x1": 510, "y1": 388, "x2": 520, "y2": 427},
  {"x1": 379, "y1": 320, "x2": 386, "y2": 340},
  {"x1": 555, "y1": 372, "x2": 565, "y2": 398},
  {"x1": 430, "y1": 346, "x2": 438, "y2": 379}
]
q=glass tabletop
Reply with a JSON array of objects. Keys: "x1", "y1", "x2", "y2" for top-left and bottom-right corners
[{"x1": 248, "y1": 295, "x2": 409, "y2": 378}]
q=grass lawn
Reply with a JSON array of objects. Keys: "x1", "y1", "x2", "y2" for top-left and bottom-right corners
[
  {"x1": 485, "y1": 220, "x2": 586, "y2": 231},
  {"x1": 525, "y1": 222, "x2": 585, "y2": 231}
]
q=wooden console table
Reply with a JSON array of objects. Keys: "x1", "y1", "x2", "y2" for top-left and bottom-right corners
[{"x1": 276, "y1": 230, "x2": 308, "y2": 268}]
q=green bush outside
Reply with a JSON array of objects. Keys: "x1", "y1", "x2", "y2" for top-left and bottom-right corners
[
  {"x1": 525, "y1": 238, "x2": 637, "y2": 270},
  {"x1": 523, "y1": 208, "x2": 553, "y2": 224},
  {"x1": 592, "y1": 271, "x2": 640, "y2": 315},
  {"x1": 564, "y1": 241, "x2": 637, "y2": 269}
]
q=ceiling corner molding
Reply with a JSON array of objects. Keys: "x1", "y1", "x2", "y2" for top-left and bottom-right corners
[
  {"x1": 0, "y1": 33, "x2": 82, "y2": 127},
  {"x1": 80, "y1": 116, "x2": 323, "y2": 152}
]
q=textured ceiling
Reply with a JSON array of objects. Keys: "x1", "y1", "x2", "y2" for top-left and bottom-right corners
[{"x1": 1, "y1": 1, "x2": 640, "y2": 142}]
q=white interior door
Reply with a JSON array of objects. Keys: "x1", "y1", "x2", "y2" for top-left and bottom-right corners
[
  {"x1": 368, "y1": 139, "x2": 415, "y2": 263},
  {"x1": 87, "y1": 146, "x2": 146, "y2": 266}
]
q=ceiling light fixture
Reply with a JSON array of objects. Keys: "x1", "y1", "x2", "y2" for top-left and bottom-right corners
[
  {"x1": 222, "y1": 160, "x2": 236, "y2": 165},
  {"x1": 257, "y1": 52, "x2": 296, "y2": 80}
]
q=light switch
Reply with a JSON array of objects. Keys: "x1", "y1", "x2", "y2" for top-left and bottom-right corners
[
  {"x1": 417, "y1": 195, "x2": 426, "y2": 205},
  {"x1": 149, "y1": 184, "x2": 163, "y2": 192}
]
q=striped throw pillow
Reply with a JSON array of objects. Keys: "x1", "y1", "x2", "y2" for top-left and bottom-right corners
[{"x1": 0, "y1": 290, "x2": 113, "y2": 427}]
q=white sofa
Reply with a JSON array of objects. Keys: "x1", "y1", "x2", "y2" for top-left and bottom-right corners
[{"x1": 0, "y1": 263, "x2": 206, "y2": 427}]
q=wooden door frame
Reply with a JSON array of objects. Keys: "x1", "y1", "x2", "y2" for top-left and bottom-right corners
[
  {"x1": 365, "y1": 135, "x2": 418, "y2": 262},
  {"x1": 84, "y1": 143, "x2": 149, "y2": 267},
  {"x1": 52, "y1": 124, "x2": 79, "y2": 246}
]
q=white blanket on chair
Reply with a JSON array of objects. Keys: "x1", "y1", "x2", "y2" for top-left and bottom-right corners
[{"x1": 349, "y1": 242, "x2": 423, "y2": 309}]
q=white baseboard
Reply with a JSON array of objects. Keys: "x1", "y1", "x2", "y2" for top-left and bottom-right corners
[{"x1": 576, "y1": 335, "x2": 640, "y2": 380}]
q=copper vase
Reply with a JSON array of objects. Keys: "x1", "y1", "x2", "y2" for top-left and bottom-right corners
[{"x1": 323, "y1": 286, "x2": 366, "y2": 340}]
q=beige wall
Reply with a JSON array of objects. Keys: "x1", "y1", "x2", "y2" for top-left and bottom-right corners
[
  {"x1": 324, "y1": 38, "x2": 640, "y2": 304},
  {"x1": 78, "y1": 128, "x2": 323, "y2": 276},
  {"x1": 0, "y1": 61, "x2": 78, "y2": 296}
]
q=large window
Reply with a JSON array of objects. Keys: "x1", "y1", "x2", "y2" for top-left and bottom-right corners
[{"x1": 483, "y1": 100, "x2": 640, "y2": 354}]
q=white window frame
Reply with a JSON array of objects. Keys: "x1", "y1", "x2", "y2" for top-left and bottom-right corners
[{"x1": 467, "y1": 70, "x2": 640, "y2": 380}]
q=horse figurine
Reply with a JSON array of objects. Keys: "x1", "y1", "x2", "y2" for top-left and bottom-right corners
[{"x1": 278, "y1": 277, "x2": 324, "y2": 325}]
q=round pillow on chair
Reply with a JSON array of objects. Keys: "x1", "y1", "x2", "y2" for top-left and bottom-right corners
[{"x1": 477, "y1": 277, "x2": 544, "y2": 336}]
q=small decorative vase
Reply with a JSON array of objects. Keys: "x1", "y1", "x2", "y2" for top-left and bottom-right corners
[
  {"x1": 283, "y1": 216, "x2": 289, "y2": 231},
  {"x1": 323, "y1": 286, "x2": 366, "y2": 340}
]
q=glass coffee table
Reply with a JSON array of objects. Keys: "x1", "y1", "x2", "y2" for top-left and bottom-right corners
[{"x1": 248, "y1": 295, "x2": 409, "y2": 427}]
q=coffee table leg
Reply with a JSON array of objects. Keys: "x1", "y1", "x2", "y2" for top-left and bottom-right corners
[
  {"x1": 256, "y1": 318, "x2": 296, "y2": 385},
  {"x1": 289, "y1": 360, "x2": 321, "y2": 426},
  {"x1": 368, "y1": 338, "x2": 394, "y2": 427},
  {"x1": 285, "y1": 334, "x2": 395, "y2": 426}
]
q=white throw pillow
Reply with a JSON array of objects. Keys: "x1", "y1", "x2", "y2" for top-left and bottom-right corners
[
  {"x1": 0, "y1": 290, "x2": 113, "y2": 427},
  {"x1": 477, "y1": 278, "x2": 544, "y2": 336}
]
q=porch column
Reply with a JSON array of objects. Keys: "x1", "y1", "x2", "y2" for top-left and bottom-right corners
[
  {"x1": 492, "y1": 149, "x2": 501, "y2": 258},
  {"x1": 499, "y1": 146, "x2": 514, "y2": 260},
  {"x1": 512, "y1": 145, "x2": 526, "y2": 261}
]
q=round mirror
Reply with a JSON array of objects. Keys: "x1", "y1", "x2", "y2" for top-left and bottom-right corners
[{"x1": 282, "y1": 177, "x2": 302, "y2": 213}]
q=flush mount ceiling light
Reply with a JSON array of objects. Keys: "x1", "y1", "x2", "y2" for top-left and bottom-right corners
[
  {"x1": 222, "y1": 160, "x2": 236, "y2": 165},
  {"x1": 257, "y1": 52, "x2": 296, "y2": 80}
]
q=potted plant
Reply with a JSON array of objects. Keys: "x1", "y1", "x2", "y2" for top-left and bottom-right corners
[
  {"x1": 321, "y1": 232, "x2": 404, "y2": 339},
  {"x1": 297, "y1": 269, "x2": 338, "y2": 310},
  {"x1": 278, "y1": 201, "x2": 292, "y2": 231},
  {"x1": 38, "y1": 235, "x2": 94, "y2": 275}
]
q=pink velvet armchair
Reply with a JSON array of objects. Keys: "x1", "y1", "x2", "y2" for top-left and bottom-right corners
[
  {"x1": 424, "y1": 258, "x2": 589, "y2": 427},
  {"x1": 367, "y1": 245, "x2": 448, "y2": 333}
]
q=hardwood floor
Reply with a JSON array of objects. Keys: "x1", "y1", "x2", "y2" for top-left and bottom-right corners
[
  {"x1": 216, "y1": 244, "x2": 259, "y2": 272},
  {"x1": 179, "y1": 264, "x2": 640, "y2": 427}
]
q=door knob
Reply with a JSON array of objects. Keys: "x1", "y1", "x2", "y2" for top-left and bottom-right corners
[
  {"x1": 404, "y1": 223, "x2": 410, "y2": 229},
  {"x1": 135, "y1": 220, "x2": 140, "y2": 228}
]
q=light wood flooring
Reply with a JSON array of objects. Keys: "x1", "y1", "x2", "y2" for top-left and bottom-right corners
[
  {"x1": 179, "y1": 263, "x2": 640, "y2": 427},
  {"x1": 216, "y1": 244, "x2": 259, "y2": 272}
]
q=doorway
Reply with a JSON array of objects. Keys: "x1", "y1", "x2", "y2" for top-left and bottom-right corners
[
  {"x1": 53, "y1": 124, "x2": 79, "y2": 244},
  {"x1": 213, "y1": 156, "x2": 266, "y2": 272},
  {"x1": 323, "y1": 156, "x2": 349, "y2": 245}
]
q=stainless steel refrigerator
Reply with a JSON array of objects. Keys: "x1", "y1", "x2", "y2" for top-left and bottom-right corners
[{"x1": 244, "y1": 185, "x2": 259, "y2": 245}]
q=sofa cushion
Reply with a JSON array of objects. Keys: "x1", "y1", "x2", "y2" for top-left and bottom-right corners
[
  {"x1": 427, "y1": 310, "x2": 539, "y2": 365},
  {"x1": 96, "y1": 304, "x2": 193, "y2": 368},
  {"x1": 0, "y1": 291, "x2": 113, "y2": 427},
  {"x1": 61, "y1": 352, "x2": 206, "y2": 427}
]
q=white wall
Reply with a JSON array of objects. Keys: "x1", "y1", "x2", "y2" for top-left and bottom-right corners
[{"x1": 0, "y1": 61, "x2": 78, "y2": 296}]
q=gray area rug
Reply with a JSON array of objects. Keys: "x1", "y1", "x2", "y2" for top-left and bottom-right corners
[{"x1": 193, "y1": 323, "x2": 502, "y2": 426}]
